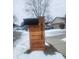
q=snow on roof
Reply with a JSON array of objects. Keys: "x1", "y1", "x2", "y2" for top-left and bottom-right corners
[{"x1": 52, "y1": 17, "x2": 65, "y2": 24}]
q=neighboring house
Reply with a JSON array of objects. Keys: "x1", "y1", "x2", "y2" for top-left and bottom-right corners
[{"x1": 51, "y1": 17, "x2": 66, "y2": 29}]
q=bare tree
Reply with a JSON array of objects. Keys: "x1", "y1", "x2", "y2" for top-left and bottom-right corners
[
  {"x1": 13, "y1": 15, "x2": 19, "y2": 28},
  {"x1": 25, "y1": 0, "x2": 49, "y2": 18},
  {"x1": 45, "y1": 15, "x2": 53, "y2": 23},
  {"x1": 13, "y1": 15, "x2": 18, "y2": 24}
]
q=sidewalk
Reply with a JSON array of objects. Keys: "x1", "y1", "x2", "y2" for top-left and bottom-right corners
[{"x1": 46, "y1": 34, "x2": 66, "y2": 56}]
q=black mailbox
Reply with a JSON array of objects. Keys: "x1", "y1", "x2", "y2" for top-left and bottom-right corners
[{"x1": 23, "y1": 18, "x2": 39, "y2": 25}]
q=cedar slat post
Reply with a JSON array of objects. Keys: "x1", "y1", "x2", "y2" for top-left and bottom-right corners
[{"x1": 29, "y1": 16, "x2": 45, "y2": 51}]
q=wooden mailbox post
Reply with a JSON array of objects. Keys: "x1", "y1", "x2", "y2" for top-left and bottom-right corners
[{"x1": 24, "y1": 17, "x2": 45, "y2": 51}]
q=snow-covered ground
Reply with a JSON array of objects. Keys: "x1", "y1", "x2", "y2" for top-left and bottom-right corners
[
  {"x1": 13, "y1": 29, "x2": 66, "y2": 59},
  {"x1": 45, "y1": 29, "x2": 66, "y2": 37}
]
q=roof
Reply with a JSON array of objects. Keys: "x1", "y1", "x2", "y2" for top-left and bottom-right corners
[{"x1": 52, "y1": 17, "x2": 66, "y2": 24}]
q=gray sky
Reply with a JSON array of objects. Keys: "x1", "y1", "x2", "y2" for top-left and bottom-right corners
[{"x1": 13, "y1": 0, "x2": 66, "y2": 25}]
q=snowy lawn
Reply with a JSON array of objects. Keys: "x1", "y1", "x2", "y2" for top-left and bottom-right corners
[{"x1": 13, "y1": 29, "x2": 65, "y2": 59}]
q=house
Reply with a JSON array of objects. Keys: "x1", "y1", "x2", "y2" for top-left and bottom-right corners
[{"x1": 51, "y1": 17, "x2": 66, "y2": 29}]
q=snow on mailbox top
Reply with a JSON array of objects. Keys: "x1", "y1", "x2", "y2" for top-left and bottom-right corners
[{"x1": 23, "y1": 18, "x2": 39, "y2": 25}]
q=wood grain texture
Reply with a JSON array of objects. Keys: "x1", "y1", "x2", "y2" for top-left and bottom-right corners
[{"x1": 29, "y1": 17, "x2": 45, "y2": 51}]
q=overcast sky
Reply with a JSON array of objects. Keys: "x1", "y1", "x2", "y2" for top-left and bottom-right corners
[{"x1": 13, "y1": 0, "x2": 66, "y2": 25}]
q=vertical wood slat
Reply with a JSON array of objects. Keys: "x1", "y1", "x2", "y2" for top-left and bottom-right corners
[{"x1": 29, "y1": 17, "x2": 45, "y2": 51}]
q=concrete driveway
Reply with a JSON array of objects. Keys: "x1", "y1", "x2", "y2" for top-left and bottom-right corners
[{"x1": 45, "y1": 29, "x2": 66, "y2": 56}]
